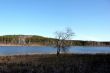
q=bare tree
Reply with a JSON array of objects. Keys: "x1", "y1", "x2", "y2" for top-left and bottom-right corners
[{"x1": 54, "y1": 28, "x2": 74, "y2": 56}]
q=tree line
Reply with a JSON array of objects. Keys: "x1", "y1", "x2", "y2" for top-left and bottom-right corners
[{"x1": 0, "y1": 35, "x2": 110, "y2": 46}]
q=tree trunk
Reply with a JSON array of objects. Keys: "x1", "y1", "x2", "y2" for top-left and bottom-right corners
[{"x1": 57, "y1": 48, "x2": 60, "y2": 56}]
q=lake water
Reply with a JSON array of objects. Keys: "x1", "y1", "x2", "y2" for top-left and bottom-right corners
[{"x1": 0, "y1": 46, "x2": 110, "y2": 56}]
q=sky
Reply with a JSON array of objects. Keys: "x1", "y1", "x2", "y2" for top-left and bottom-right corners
[{"x1": 0, "y1": 0, "x2": 110, "y2": 41}]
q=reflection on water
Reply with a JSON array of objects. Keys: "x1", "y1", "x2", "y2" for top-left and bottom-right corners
[
  {"x1": 0, "y1": 46, "x2": 110, "y2": 56},
  {"x1": 69, "y1": 46, "x2": 110, "y2": 54}
]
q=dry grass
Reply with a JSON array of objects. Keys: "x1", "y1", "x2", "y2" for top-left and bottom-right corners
[{"x1": 0, "y1": 54, "x2": 110, "y2": 73}]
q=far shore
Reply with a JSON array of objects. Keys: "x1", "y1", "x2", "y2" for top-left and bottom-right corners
[
  {"x1": 0, "y1": 44, "x2": 110, "y2": 47},
  {"x1": 0, "y1": 44, "x2": 45, "y2": 46}
]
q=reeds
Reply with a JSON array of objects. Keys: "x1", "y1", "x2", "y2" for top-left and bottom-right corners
[{"x1": 0, "y1": 54, "x2": 109, "y2": 73}]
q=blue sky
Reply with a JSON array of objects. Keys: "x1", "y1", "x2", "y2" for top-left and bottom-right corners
[{"x1": 0, "y1": 0, "x2": 110, "y2": 41}]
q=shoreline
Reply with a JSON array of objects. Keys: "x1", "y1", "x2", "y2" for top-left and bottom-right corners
[
  {"x1": 0, "y1": 44, "x2": 45, "y2": 47},
  {"x1": 0, "y1": 53, "x2": 110, "y2": 57},
  {"x1": 0, "y1": 44, "x2": 110, "y2": 47}
]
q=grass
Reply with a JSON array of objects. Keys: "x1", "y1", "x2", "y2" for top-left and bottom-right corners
[{"x1": 0, "y1": 54, "x2": 110, "y2": 73}]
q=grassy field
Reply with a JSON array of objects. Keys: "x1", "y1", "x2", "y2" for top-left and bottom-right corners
[{"x1": 0, "y1": 54, "x2": 110, "y2": 73}]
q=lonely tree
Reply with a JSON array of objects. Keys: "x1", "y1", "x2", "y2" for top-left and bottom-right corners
[{"x1": 54, "y1": 28, "x2": 74, "y2": 56}]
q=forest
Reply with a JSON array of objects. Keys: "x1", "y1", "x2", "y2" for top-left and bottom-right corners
[{"x1": 0, "y1": 35, "x2": 110, "y2": 46}]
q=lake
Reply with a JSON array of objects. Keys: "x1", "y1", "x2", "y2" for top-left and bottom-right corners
[{"x1": 0, "y1": 46, "x2": 110, "y2": 56}]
